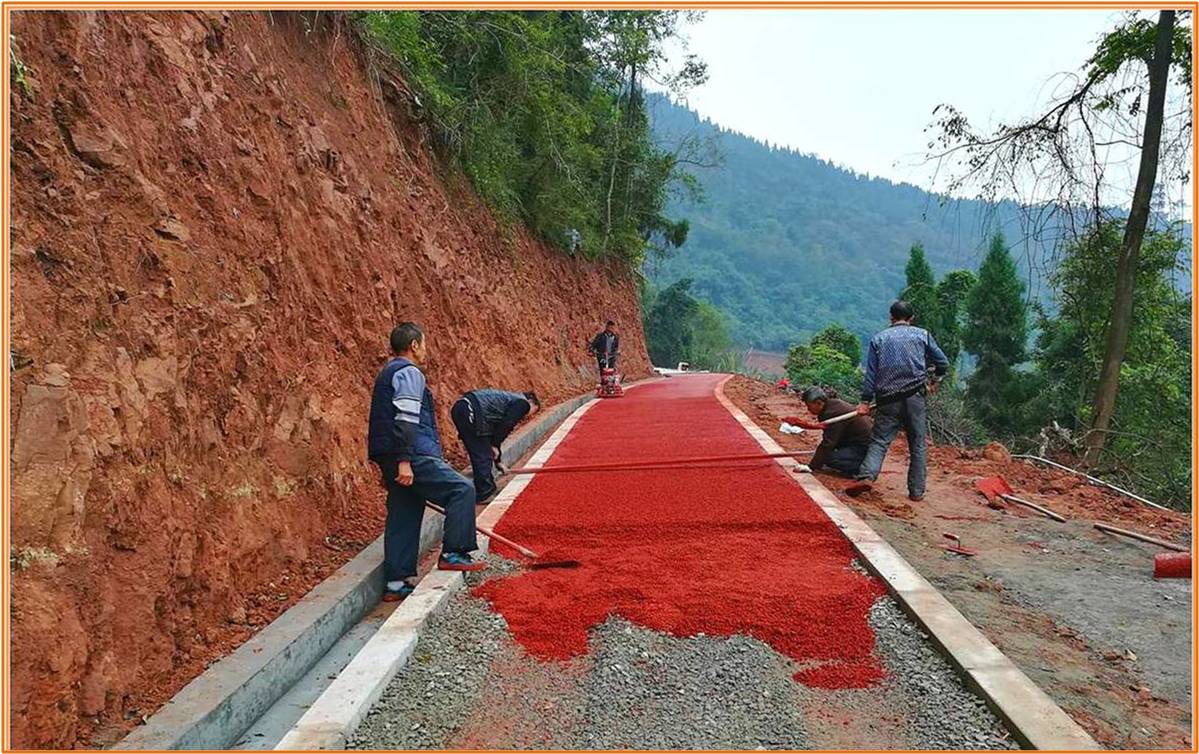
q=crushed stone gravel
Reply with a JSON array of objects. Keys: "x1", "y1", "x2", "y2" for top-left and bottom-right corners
[{"x1": 350, "y1": 556, "x2": 1015, "y2": 750}]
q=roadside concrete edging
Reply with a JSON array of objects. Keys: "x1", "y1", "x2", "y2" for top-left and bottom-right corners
[
  {"x1": 116, "y1": 389, "x2": 596, "y2": 751},
  {"x1": 272, "y1": 376, "x2": 660, "y2": 750},
  {"x1": 273, "y1": 393, "x2": 608, "y2": 749},
  {"x1": 712, "y1": 376, "x2": 1101, "y2": 751}
]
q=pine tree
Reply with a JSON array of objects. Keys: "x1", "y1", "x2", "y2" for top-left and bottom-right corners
[
  {"x1": 963, "y1": 233, "x2": 1029, "y2": 433},
  {"x1": 933, "y1": 269, "x2": 977, "y2": 367},
  {"x1": 900, "y1": 244, "x2": 940, "y2": 332}
]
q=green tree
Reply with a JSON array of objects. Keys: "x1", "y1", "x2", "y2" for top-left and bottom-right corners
[
  {"x1": 926, "y1": 11, "x2": 1191, "y2": 464},
  {"x1": 642, "y1": 279, "x2": 733, "y2": 369},
  {"x1": 900, "y1": 244, "x2": 940, "y2": 331},
  {"x1": 690, "y1": 301, "x2": 733, "y2": 369},
  {"x1": 784, "y1": 322, "x2": 864, "y2": 398},
  {"x1": 645, "y1": 278, "x2": 700, "y2": 366},
  {"x1": 809, "y1": 323, "x2": 862, "y2": 366},
  {"x1": 361, "y1": 11, "x2": 707, "y2": 266},
  {"x1": 963, "y1": 233, "x2": 1029, "y2": 434},
  {"x1": 1029, "y1": 222, "x2": 1189, "y2": 505},
  {"x1": 785, "y1": 344, "x2": 861, "y2": 399},
  {"x1": 933, "y1": 269, "x2": 977, "y2": 368}
]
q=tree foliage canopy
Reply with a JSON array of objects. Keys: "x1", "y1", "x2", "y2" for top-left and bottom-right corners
[
  {"x1": 785, "y1": 324, "x2": 865, "y2": 399},
  {"x1": 1029, "y1": 222, "x2": 1190, "y2": 504},
  {"x1": 360, "y1": 11, "x2": 706, "y2": 265},
  {"x1": 643, "y1": 278, "x2": 734, "y2": 370}
]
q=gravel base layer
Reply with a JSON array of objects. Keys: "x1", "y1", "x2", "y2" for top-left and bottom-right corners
[{"x1": 350, "y1": 556, "x2": 1016, "y2": 750}]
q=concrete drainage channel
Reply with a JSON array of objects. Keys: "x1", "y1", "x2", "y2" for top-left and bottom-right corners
[
  {"x1": 118, "y1": 376, "x2": 1100, "y2": 751},
  {"x1": 114, "y1": 386, "x2": 607, "y2": 751}
]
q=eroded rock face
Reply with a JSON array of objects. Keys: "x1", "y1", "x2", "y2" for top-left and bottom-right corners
[
  {"x1": 12, "y1": 364, "x2": 95, "y2": 553},
  {"x1": 9, "y1": 10, "x2": 651, "y2": 747}
]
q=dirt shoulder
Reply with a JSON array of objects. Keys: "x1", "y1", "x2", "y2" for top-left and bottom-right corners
[{"x1": 724, "y1": 375, "x2": 1192, "y2": 750}]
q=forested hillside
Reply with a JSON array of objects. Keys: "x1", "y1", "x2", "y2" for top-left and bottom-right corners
[{"x1": 645, "y1": 96, "x2": 1058, "y2": 350}]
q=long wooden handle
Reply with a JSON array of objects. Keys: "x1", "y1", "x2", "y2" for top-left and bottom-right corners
[
  {"x1": 424, "y1": 502, "x2": 538, "y2": 558},
  {"x1": 1014, "y1": 454, "x2": 1169, "y2": 511},
  {"x1": 508, "y1": 450, "x2": 814, "y2": 475},
  {"x1": 1000, "y1": 493, "x2": 1067, "y2": 523},
  {"x1": 1094, "y1": 522, "x2": 1187, "y2": 552},
  {"x1": 821, "y1": 402, "x2": 875, "y2": 427}
]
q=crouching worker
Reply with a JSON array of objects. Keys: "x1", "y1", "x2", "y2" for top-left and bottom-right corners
[
  {"x1": 784, "y1": 386, "x2": 872, "y2": 475},
  {"x1": 451, "y1": 388, "x2": 541, "y2": 503},
  {"x1": 367, "y1": 322, "x2": 485, "y2": 603}
]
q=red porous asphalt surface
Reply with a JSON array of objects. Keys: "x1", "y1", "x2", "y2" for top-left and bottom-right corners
[{"x1": 475, "y1": 374, "x2": 888, "y2": 688}]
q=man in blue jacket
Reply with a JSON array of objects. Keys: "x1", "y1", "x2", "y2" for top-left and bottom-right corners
[
  {"x1": 854, "y1": 300, "x2": 950, "y2": 502},
  {"x1": 367, "y1": 322, "x2": 484, "y2": 602},
  {"x1": 451, "y1": 388, "x2": 541, "y2": 504}
]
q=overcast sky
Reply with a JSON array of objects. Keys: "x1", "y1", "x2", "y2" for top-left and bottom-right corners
[{"x1": 663, "y1": 10, "x2": 1190, "y2": 211}]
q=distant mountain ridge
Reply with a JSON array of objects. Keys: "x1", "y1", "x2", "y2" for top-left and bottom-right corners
[{"x1": 645, "y1": 95, "x2": 1188, "y2": 351}]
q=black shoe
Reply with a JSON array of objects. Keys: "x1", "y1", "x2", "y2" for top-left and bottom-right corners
[
  {"x1": 908, "y1": 492, "x2": 925, "y2": 502},
  {"x1": 477, "y1": 488, "x2": 498, "y2": 505}
]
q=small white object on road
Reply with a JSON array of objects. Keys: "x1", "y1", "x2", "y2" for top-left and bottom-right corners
[
  {"x1": 779, "y1": 422, "x2": 805, "y2": 435},
  {"x1": 794, "y1": 464, "x2": 812, "y2": 473}
]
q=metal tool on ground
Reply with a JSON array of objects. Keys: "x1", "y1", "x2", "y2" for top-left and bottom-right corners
[
  {"x1": 942, "y1": 532, "x2": 976, "y2": 557},
  {"x1": 1013, "y1": 454, "x2": 1168, "y2": 511},
  {"x1": 974, "y1": 475, "x2": 1067, "y2": 522},
  {"x1": 506, "y1": 450, "x2": 816, "y2": 475},
  {"x1": 1153, "y1": 552, "x2": 1192, "y2": 579},
  {"x1": 1093, "y1": 521, "x2": 1187, "y2": 553},
  {"x1": 423, "y1": 502, "x2": 579, "y2": 570}
]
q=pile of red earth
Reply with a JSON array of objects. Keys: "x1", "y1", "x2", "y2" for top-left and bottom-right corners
[{"x1": 476, "y1": 375, "x2": 888, "y2": 689}]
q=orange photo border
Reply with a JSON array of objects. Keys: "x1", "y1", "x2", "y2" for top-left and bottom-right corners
[{"x1": 1, "y1": 1, "x2": 1195, "y2": 752}]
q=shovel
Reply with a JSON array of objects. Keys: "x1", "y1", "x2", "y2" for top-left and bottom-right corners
[{"x1": 975, "y1": 475, "x2": 1067, "y2": 523}]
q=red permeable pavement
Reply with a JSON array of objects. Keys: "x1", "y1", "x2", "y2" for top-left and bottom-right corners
[{"x1": 474, "y1": 375, "x2": 887, "y2": 688}]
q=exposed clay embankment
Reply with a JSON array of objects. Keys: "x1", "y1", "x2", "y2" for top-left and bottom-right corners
[{"x1": 8, "y1": 11, "x2": 650, "y2": 747}]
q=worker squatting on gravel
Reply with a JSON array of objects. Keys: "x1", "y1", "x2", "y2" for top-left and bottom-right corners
[
  {"x1": 367, "y1": 322, "x2": 486, "y2": 602},
  {"x1": 450, "y1": 388, "x2": 541, "y2": 504},
  {"x1": 853, "y1": 299, "x2": 950, "y2": 502}
]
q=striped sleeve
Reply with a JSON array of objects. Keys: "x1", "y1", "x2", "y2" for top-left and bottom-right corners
[{"x1": 391, "y1": 366, "x2": 426, "y2": 425}]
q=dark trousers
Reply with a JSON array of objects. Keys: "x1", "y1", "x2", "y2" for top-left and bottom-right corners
[
  {"x1": 597, "y1": 354, "x2": 617, "y2": 373},
  {"x1": 451, "y1": 399, "x2": 497, "y2": 500},
  {"x1": 374, "y1": 455, "x2": 478, "y2": 582},
  {"x1": 857, "y1": 391, "x2": 929, "y2": 496},
  {"x1": 821, "y1": 444, "x2": 869, "y2": 476}
]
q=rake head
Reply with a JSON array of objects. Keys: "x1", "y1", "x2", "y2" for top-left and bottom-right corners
[{"x1": 526, "y1": 559, "x2": 582, "y2": 571}]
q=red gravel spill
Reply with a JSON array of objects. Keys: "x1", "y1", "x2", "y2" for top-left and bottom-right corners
[{"x1": 474, "y1": 375, "x2": 887, "y2": 689}]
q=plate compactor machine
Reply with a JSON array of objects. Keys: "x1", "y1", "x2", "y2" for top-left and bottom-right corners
[{"x1": 596, "y1": 367, "x2": 624, "y2": 398}]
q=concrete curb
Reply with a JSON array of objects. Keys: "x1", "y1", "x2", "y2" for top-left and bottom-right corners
[
  {"x1": 116, "y1": 388, "x2": 597, "y2": 751},
  {"x1": 712, "y1": 376, "x2": 1100, "y2": 751},
  {"x1": 272, "y1": 384, "x2": 626, "y2": 750}
]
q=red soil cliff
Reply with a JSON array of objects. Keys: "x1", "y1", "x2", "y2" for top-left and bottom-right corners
[{"x1": 8, "y1": 11, "x2": 651, "y2": 747}]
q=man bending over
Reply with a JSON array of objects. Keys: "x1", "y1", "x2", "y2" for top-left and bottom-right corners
[{"x1": 451, "y1": 388, "x2": 541, "y2": 503}]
